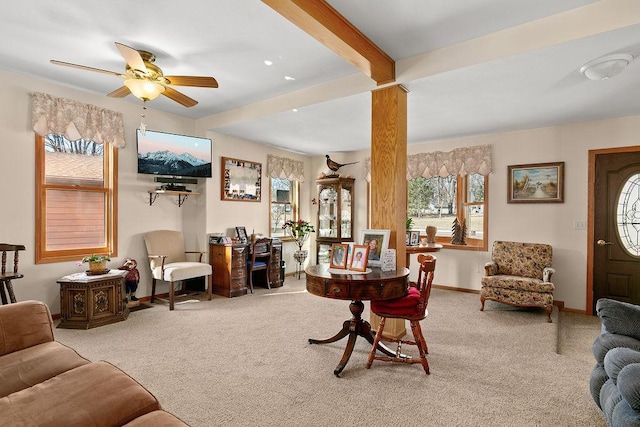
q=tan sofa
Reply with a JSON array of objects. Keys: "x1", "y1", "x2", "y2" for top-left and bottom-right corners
[{"x1": 0, "y1": 300, "x2": 188, "y2": 426}]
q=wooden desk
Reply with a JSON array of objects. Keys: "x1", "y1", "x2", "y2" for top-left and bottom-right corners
[
  {"x1": 406, "y1": 243, "x2": 442, "y2": 267},
  {"x1": 57, "y1": 270, "x2": 128, "y2": 329},
  {"x1": 210, "y1": 240, "x2": 283, "y2": 297},
  {"x1": 305, "y1": 264, "x2": 410, "y2": 376}
]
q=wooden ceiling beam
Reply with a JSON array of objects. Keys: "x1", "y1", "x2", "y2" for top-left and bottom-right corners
[{"x1": 262, "y1": 0, "x2": 395, "y2": 85}]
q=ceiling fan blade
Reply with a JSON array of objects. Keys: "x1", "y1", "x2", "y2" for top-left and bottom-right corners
[
  {"x1": 162, "y1": 86, "x2": 198, "y2": 107},
  {"x1": 107, "y1": 86, "x2": 131, "y2": 98},
  {"x1": 164, "y1": 76, "x2": 219, "y2": 88},
  {"x1": 115, "y1": 42, "x2": 147, "y2": 72},
  {"x1": 50, "y1": 60, "x2": 123, "y2": 77}
]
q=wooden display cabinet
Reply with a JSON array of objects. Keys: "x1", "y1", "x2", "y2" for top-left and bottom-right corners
[{"x1": 316, "y1": 176, "x2": 355, "y2": 263}]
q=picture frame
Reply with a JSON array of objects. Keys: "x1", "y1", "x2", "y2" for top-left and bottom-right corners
[
  {"x1": 349, "y1": 245, "x2": 369, "y2": 272},
  {"x1": 235, "y1": 226, "x2": 248, "y2": 243},
  {"x1": 221, "y1": 157, "x2": 262, "y2": 202},
  {"x1": 508, "y1": 161, "x2": 564, "y2": 203},
  {"x1": 329, "y1": 243, "x2": 349, "y2": 269},
  {"x1": 409, "y1": 230, "x2": 421, "y2": 246},
  {"x1": 358, "y1": 229, "x2": 390, "y2": 267}
]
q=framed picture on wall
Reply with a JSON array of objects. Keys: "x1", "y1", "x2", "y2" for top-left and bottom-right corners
[
  {"x1": 358, "y1": 229, "x2": 390, "y2": 267},
  {"x1": 221, "y1": 157, "x2": 262, "y2": 202},
  {"x1": 507, "y1": 161, "x2": 564, "y2": 203}
]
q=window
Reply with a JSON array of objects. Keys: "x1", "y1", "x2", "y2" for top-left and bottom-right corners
[
  {"x1": 270, "y1": 178, "x2": 299, "y2": 238},
  {"x1": 35, "y1": 134, "x2": 117, "y2": 263},
  {"x1": 408, "y1": 173, "x2": 488, "y2": 250}
]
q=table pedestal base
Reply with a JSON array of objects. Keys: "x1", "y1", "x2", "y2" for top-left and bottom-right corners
[{"x1": 309, "y1": 300, "x2": 403, "y2": 377}]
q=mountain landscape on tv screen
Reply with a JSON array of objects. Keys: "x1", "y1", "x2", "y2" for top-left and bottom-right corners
[{"x1": 138, "y1": 150, "x2": 211, "y2": 177}]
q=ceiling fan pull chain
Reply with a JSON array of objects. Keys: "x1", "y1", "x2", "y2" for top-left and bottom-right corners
[{"x1": 139, "y1": 102, "x2": 147, "y2": 135}]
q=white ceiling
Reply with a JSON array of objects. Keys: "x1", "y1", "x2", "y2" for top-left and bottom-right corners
[{"x1": 2, "y1": 0, "x2": 639, "y2": 155}]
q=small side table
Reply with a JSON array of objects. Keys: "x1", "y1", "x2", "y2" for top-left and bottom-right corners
[{"x1": 57, "y1": 270, "x2": 129, "y2": 329}]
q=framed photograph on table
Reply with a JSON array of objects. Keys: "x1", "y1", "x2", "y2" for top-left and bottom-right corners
[
  {"x1": 235, "y1": 226, "x2": 248, "y2": 243},
  {"x1": 329, "y1": 243, "x2": 349, "y2": 269},
  {"x1": 221, "y1": 157, "x2": 262, "y2": 202},
  {"x1": 349, "y1": 245, "x2": 369, "y2": 272},
  {"x1": 507, "y1": 161, "x2": 564, "y2": 203},
  {"x1": 409, "y1": 230, "x2": 421, "y2": 246},
  {"x1": 358, "y1": 229, "x2": 390, "y2": 267}
]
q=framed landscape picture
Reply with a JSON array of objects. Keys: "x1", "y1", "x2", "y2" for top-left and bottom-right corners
[{"x1": 508, "y1": 161, "x2": 564, "y2": 203}]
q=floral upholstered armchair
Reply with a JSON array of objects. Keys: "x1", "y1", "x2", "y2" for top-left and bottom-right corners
[{"x1": 480, "y1": 241, "x2": 555, "y2": 322}]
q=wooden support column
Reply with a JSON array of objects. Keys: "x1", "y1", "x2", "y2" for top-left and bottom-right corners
[{"x1": 370, "y1": 85, "x2": 408, "y2": 339}]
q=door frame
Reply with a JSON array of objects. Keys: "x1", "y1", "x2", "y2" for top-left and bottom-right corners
[{"x1": 587, "y1": 145, "x2": 640, "y2": 315}]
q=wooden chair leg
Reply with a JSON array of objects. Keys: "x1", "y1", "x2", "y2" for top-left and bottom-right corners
[
  {"x1": 0, "y1": 282, "x2": 8, "y2": 305},
  {"x1": 4, "y1": 280, "x2": 16, "y2": 303},
  {"x1": 410, "y1": 320, "x2": 430, "y2": 375},
  {"x1": 169, "y1": 281, "x2": 175, "y2": 311},
  {"x1": 247, "y1": 269, "x2": 254, "y2": 293},
  {"x1": 366, "y1": 317, "x2": 386, "y2": 369},
  {"x1": 546, "y1": 306, "x2": 553, "y2": 323},
  {"x1": 206, "y1": 274, "x2": 212, "y2": 301},
  {"x1": 151, "y1": 278, "x2": 157, "y2": 303}
]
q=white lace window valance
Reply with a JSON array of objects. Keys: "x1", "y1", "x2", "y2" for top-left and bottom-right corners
[
  {"x1": 364, "y1": 144, "x2": 492, "y2": 181},
  {"x1": 267, "y1": 154, "x2": 305, "y2": 182},
  {"x1": 31, "y1": 92, "x2": 126, "y2": 148}
]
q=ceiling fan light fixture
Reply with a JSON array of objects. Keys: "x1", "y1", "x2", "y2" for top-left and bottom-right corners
[
  {"x1": 579, "y1": 53, "x2": 634, "y2": 80},
  {"x1": 124, "y1": 78, "x2": 165, "y2": 101}
]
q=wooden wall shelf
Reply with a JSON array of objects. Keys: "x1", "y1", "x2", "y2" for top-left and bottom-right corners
[{"x1": 148, "y1": 190, "x2": 199, "y2": 207}]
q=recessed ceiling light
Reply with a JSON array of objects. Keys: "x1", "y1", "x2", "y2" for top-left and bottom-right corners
[
  {"x1": 292, "y1": 108, "x2": 298, "y2": 112},
  {"x1": 264, "y1": 60, "x2": 273, "y2": 66},
  {"x1": 284, "y1": 76, "x2": 295, "y2": 81},
  {"x1": 579, "y1": 53, "x2": 634, "y2": 80}
]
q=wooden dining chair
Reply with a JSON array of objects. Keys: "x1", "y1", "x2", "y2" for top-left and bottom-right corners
[
  {"x1": 247, "y1": 237, "x2": 272, "y2": 293},
  {"x1": 0, "y1": 244, "x2": 26, "y2": 305},
  {"x1": 366, "y1": 254, "x2": 436, "y2": 374}
]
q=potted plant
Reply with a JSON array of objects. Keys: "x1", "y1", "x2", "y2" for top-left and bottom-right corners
[
  {"x1": 282, "y1": 219, "x2": 315, "y2": 278},
  {"x1": 81, "y1": 254, "x2": 111, "y2": 273}
]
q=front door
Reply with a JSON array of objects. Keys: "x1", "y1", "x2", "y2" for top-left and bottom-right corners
[{"x1": 593, "y1": 149, "x2": 640, "y2": 312}]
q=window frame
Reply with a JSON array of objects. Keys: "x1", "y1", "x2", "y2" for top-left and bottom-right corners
[
  {"x1": 400, "y1": 173, "x2": 489, "y2": 251},
  {"x1": 269, "y1": 177, "x2": 299, "y2": 240},
  {"x1": 35, "y1": 134, "x2": 118, "y2": 264}
]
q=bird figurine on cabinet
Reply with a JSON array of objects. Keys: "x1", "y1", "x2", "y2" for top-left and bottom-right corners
[{"x1": 326, "y1": 155, "x2": 358, "y2": 176}]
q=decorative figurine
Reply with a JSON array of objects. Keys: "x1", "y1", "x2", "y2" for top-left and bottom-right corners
[{"x1": 118, "y1": 258, "x2": 140, "y2": 306}]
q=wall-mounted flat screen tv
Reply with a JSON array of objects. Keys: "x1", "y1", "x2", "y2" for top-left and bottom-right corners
[{"x1": 136, "y1": 129, "x2": 212, "y2": 178}]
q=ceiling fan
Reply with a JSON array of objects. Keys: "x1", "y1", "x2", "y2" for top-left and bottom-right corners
[{"x1": 51, "y1": 42, "x2": 218, "y2": 107}]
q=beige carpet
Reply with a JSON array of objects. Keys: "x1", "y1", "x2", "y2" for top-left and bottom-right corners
[{"x1": 54, "y1": 277, "x2": 605, "y2": 427}]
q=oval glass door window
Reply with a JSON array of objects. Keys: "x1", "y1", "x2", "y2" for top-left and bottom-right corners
[{"x1": 617, "y1": 173, "x2": 640, "y2": 257}]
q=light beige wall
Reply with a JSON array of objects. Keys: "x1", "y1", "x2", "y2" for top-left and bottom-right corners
[
  {"x1": 406, "y1": 118, "x2": 640, "y2": 311},
  {"x1": 4, "y1": 68, "x2": 639, "y2": 313},
  {"x1": 316, "y1": 115, "x2": 640, "y2": 312},
  {"x1": 200, "y1": 131, "x2": 314, "y2": 275},
  {"x1": 0, "y1": 70, "x2": 197, "y2": 312}
]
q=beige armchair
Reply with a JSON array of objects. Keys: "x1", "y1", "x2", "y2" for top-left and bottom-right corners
[
  {"x1": 143, "y1": 230, "x2": 212, "y2": 310},
  {"x1": 480, "y1": 240, "x2": 555, "y2": 322}
]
